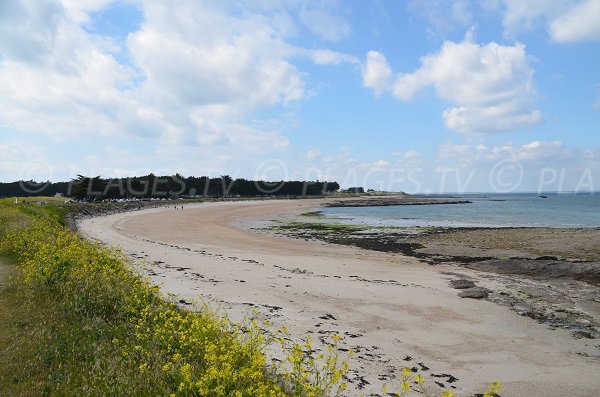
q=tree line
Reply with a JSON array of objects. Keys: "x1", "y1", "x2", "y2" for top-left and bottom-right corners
[{"x1": 0, "y1": 174, "x2": 340, "y2": 200}]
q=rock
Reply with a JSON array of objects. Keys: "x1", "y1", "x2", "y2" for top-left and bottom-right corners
[
  {"x1": 326, "y1": 197, "x2": 472, "y2": 208},
  {"x1": 450, "y1": 279, "x2": 476, "y2": 289},
  {"x1": 465, "y1": 258, "x2": 600, "y2": 285},
  {"x1": 573, "y1": 330, "x2": 594, "y2": 339},
  {"x1": 513, "y1": 303, "x2": 538, "y2": 319},
  {"x1": 576, "y1": 319, "x2": 592, "y2": 326},
  {"x1": 458, "y1": 287, "x2": 491, "y2": 299},
  {"x1": 319, "y1": 313, "x2": 337, "y2": 320}
]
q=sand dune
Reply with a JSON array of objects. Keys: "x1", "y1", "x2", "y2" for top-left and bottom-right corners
[{"x1": 79, "y1": 200, "x2": 600, "y2": 396}]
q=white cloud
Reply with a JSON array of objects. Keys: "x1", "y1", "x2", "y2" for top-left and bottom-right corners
[
  {"x1": 362, "y1": 51, "x2": 392, "y2": 96},
  {"x1": 406, "y1": 0, "x2": 600, "y2": 43},
  {"x1": 0, "y1": 141, "x2": 52, "y2": 181},
  {"x1": 365, "y1": 37, "x2": 541, "y2": 134},
  {"x1": 0, "y1": 0, "x2": 363, "y2": 182},
  {"x1": 431, "y1": 139, "x2": 600, "y2": 192},
  {"x1": 299, "y1": 1, "x2": 351, "y2": 42},
  {"x1": 310, "y1": 49, "x2": 358, "y2": 65},
  {"x1": 130, "y1": 2, "x2": 304, "y2": 110},
  {"x1": 498, "y1": 0, "x2": 600, "y2": 42},
  {"x1": 407, "y1": 0, "x2": 473, "y2": 35},
  {"x1": 403, "y1": 150, "x2": 421, "y2": 160},
  {"x1": 125, "y1": 1, "x2": 307, "y2": 146},
  {"x1": 437, "y1": 140, "x2": 571, "y2": 166},
  {"x1": 499, "y1": 0, "x2": 566, "y2": 38},
  {"x1": 0, "y1": 0, "x2": 363, "y2": 162},
  {"x1": 0, "y1": 1, "x2": 134, "y2": 138},
  {"x1": 550, "y1": 0, "x2": 600, "y2": 42},
  {"x1": 306, "y1": 148, "x2": 321, "y2": 162},
  {"x1": 0, "y1": 0, "x2": 335, "y2": 154}
]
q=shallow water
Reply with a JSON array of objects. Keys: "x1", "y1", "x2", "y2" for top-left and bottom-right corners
[{"x1": 320, "y1": 193, "x2": 600, "y2": 228}]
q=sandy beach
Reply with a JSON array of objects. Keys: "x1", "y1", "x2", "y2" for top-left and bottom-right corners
[{"x1": 79, "y1": 199, "x2": 600, "y2": 396}]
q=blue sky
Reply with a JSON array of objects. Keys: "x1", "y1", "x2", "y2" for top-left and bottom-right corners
[{"x1": 0, "y1": 0, "x2": 599, "y2": 192}]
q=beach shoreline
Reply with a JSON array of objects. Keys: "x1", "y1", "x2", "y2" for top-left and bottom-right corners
[
  {"x1": 78, "y1": 199, "x2": 600, "y2": 396},
  {"x1": 263, "y1": 209, "x2": 600, "y2": 340}
]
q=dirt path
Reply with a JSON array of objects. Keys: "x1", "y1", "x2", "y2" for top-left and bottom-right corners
[{"x1": 0, "y1": 259, "x2": 11, "y2": 287}]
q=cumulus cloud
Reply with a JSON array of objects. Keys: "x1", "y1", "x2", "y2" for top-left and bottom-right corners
[
  {"x1": 362, "y1": 51, "x2": 392, "y2": 96},
  {"x1": 499, "y1": 0, "x2": 600, "y2": 42},
  {"x1": 402, "y1": 150, "x2": 421, "y2": 160},
  {"x1": 364, "y1": 37, "x2": 541, "y2": 134},
  {"x1": 0, "y1": 140, "x2": 54, "y2": 181},
  {"x1": 306, "y1": 148, "x2": 321, "y2": 162},
  {"x1": 310, "y1": 49, "x2": 358, "y2": 65},
  {"x1": 406, "y1": 0, "x2": 600, "y2": 43},
  {"x1": 437, "y1": 140, "x2": 572, "y2": 167},
  {"x1": 123, "y1": 1, "x2": 308, "y2": 147},
  {"x1": 550, "y1": 0, "x2": 600, "y2": 42},
  {"x1": 286, "y1": 142, "x2": 599, "y2": 193},
  {"x1": 299, "y1": 1, "x2": 351, "y2": 42},
  {"x1": 0, "y1": 0, "x2": 134, "y2": 138},
  {"x1": 407, "y1": 0, "x2": 473, "y2": 35},
  {"x1": 0, "y1": 0, "x2": 362, "y2": 181},
  {"x1": 130, "y1": 2, "x2": 304, "y2": 110},
  {"x1": 0, "y1": 0, "x2": 355, "y2": 154},
  {"x1": 432, "y1": 139, "x2": 600, "y2": 192}
]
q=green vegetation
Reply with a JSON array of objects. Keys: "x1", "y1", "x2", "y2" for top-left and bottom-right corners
[
  {"x1": 0, "y1": 200, "x2": 349, "y2": 396},
  {"x1": 0, "y1": 174, "x2": 340, "y2": 200},
  {"x1": 299, "y1": 211, "x2": 323, "y2": 218},
  {"x1": 271, "y1": 220, "x2": 428, "y2": 236},
  {"x1": 273, "y1": 221, "x2": 366, "y2": 233}
]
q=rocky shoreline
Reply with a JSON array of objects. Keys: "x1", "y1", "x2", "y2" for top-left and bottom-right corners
[
  {"x1": 63, "y1": 201, "x2": 171, "y2": 229},
  {"x1": 325, "y1": 195, "x2": 472, "y2": 207},
  {"x1": 264, "y1": 218, "x2": 600, "y2": 341}
]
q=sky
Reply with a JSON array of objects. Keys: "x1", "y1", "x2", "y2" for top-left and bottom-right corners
[{"x1": 0, "y1": 0, "x2": 599, "y2": 193}]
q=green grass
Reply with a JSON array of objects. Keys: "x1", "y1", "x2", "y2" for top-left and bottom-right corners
[
  {"x1": 0, "y1": 201, "x2": 350, "y2": 396},
  {"x1": 299, "y1": 211, "x2": 323, "y2": 218},
  {"x1": 272, "y1": 221, "x2": 366, "y2": 233}
]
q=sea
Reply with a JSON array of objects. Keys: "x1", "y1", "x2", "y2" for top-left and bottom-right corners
[{"x1": 319, "y1": 193, "x2": 600, "y2": 229}]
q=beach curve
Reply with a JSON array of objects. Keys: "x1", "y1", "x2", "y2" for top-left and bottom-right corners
[{"x1": 78, "y1": 199, "x2": 600, "y2": 396}]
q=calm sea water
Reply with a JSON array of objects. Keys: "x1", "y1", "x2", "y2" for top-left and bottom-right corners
[{"x1": 320, "y1": 193, "x2": 600, "y2": 228}]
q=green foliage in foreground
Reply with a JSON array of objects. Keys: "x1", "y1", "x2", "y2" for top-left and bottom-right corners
[{"x1": 0, "y1": 201, "x2": 349, "y2": 396}]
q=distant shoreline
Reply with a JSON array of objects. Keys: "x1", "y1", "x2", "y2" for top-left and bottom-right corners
[
  {"x1": 324, "y1": 196, "x2": 472, "y2": 207},
  {"x1": 265, "y1": 210, "x2": 600, "y2": 339},
  {"x1": 320, "y1": 193, "x2": 600, "y2": 229}
]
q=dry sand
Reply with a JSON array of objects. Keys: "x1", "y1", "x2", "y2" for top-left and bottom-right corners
[{"x1": 79, "y1": 200, "x2": 600, "y2": 396}]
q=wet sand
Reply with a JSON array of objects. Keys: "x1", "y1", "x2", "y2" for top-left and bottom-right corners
[{"x1": 78, "y1": 200, "x2": 600, "y2": 396}]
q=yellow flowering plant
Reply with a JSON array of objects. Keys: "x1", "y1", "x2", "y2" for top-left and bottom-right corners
[{"x1": 0, "y1": 200, "x2": 351, "y2": 396}]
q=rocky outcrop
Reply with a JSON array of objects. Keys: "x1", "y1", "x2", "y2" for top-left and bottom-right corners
[
  {"x1": 326, "y1": 197, "x2": 472, "y2": 207},
  {"x1": 449, "y1": 279, "x2": 477, "y2": 289},
  {"x1": 457, "y1": 287, "x2": 491, "y2": 299},
  {"x1": 465, "y1": 258, "x2": 600, "y2": 285}
]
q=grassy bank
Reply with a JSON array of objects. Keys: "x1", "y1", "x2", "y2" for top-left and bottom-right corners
[{"x1": 0, "y1": 200, "x2": 349, "y2": 396}]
